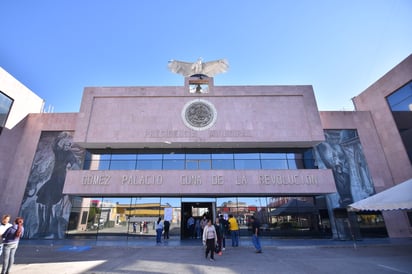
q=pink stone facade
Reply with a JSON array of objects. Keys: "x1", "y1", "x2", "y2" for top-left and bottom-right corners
[
  {"x1": 74, "y1": 85, "x2": 324, "y2": 148},
  {"x1": 0, "y1": 55, "x2": 411, "y2": 239},
  {"x1": 0, "y1": 113, "x2": 78, "y2": 218},
  {"x1": 65, "y1": 84, "x2": 335, "y2": 197},
  {"x1": 319, "y1": 111, "x2": 391, "y2": 190},
  {"x1": 351, "y1": 54, "x2": 412, "y2": 238},
  {"x1": 353, "y1": 55, "x2": 412, "y2": 184}
]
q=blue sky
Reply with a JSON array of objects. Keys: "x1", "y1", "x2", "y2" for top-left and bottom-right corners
[{"x1": 1, "y1": 1, "x2": 411, "y2": 112}]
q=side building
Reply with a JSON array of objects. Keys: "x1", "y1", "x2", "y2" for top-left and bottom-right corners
[
  {"x1": 0, "y1": 55, "x2": 410, "y2": 241},
  {"x1": 352, "y1": 54, "x2": 412, "y2": 238}
]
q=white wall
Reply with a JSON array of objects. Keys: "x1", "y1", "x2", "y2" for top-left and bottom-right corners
[{"x1": 0, "y1": 67, "x2": 44, "y2": 129}]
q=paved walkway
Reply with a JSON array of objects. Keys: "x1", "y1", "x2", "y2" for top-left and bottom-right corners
[{"x1": 4, "y1": 237, "x2": 412, "y2": 274}]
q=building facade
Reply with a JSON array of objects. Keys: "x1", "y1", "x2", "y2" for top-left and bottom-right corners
[
  {"x1": 0, "y1": 67, "x2": 44, "y2": 133},
  {"x1": 0, "y1": 55, "x2": 411, "y2": 242}
]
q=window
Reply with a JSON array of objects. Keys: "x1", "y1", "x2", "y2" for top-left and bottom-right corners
[
  {"x1": 83, "y1": 149, "x2": 316, "y2": 171},
  {"x1": 163, "y1": 154, "x2": 185, "y2": 170},
  {"x1": 386, "y1": 81, "x2": 412, "y2": 163},
  {"x1": 212, "y1": 153, "x2": 234, "y2": 170},
  {"x1": 110, "y1": 154, "x2": 136, "y2": 170},
  {"x1": 83, "y1": 152, "x2": 111, "y2": 170},
  {"x1": 287, "y1": 153, "x2": 304, "y2": 169},
  {"x1": 234, "y1": 153, "x2": 261, "y2": 169},
  {"x1": 261, "y1": 153, "x2": 288, "y2": 169},
  {"x1": 186, "y1": 154, "x2": 211, "y2": 170},
  {"x1": 137, "y1": 154, "x2": 162, "y2": 170},
  {"x1": 0, "y1": 91, "x2": 13, "y2": 132}
]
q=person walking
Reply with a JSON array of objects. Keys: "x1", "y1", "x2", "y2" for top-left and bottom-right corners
[
  {"x1": 163, "y1": 219, "x2": 170, "y2": 240},
  {"x1": 155, "y1": 217, "x2": 164, "y2": 244},
  {"x1": 195, "y1": 218, "x2": 201, "y2": 239},
  {"x1": 202, "y1": 219, "x2": 217, "y2": 261},
  {"x1": 187, "y1": 215, "x2": 195, "y2": 239},
  {"x1": 1, "y1": 217, "x2": 24, "y2": 274},
  {"x1": 200, "y1": 216, "x2": 207, "y2": 238},
  {"x1": 214, "y1": 217, "x2": 223, "y2": 255},
  {"x1": 250, "y1": 216, "x2": 262, "y2": 253},
  {"x1": 0, "y1": 215, "x2": 12, "y2": 256},
  {"x1": 228, "y1": 214, "x2": 239, "y2": 247},
  {"x1": 219, "y1": 214, "x2": 228, "y2": 250}
]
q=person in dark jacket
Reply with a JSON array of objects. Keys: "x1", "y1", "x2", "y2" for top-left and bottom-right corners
[
  {"x1": 163, "y1": 219, "x2": 170, "y2": 240},
  {"x1": 2, "y1": 217, "x2": 24, "y2": 274},
  {"x1": 250, "y1": 216, "x2": 262, "y2": 253},
  {"x1": 214, "y1": 217, "x2": 223, "y2": 254}
]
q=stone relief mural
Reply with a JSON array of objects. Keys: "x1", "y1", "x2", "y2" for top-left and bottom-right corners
[
  {"x1": 314, "y1": 129, "x2": 375, "y2": 208},
  {"x1": 19, "y1": 131, "x2": 84, "y2": 239},
  {"x1": 314, "y1": 129, "x2": 375, "y2": 239}
]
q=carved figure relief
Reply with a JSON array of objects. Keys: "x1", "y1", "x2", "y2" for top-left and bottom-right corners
[{"x1": 19, "y1": 131, "x2": 84, "y2": 239}]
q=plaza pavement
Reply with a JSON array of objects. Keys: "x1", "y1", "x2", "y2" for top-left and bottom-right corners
[{"x1": 4, "y1": 237, "x2": 412, "y2": 274}]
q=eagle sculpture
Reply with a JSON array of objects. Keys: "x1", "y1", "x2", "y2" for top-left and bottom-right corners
[{"x1": 168, "y1": 58, "x2": 229, "y2": 77}]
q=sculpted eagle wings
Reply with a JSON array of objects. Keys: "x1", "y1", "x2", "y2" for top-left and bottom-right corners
[{"x1": 168, "y1": 58, "x2": 229, "y2": 77}]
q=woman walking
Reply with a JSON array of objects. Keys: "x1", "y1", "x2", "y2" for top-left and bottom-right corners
[
  {"x1": 0, "y1": 215, "x2": 12, "y2": 256},
  {"x1": 155, "y1": 217, "x2": 164, "y2": 244},
  {"x1": 202, "y1": 219, "x2": 217, "y2": 261},
  {"x1": 2, "y1": 217, "x2": 24, "y2": 274},
  {"x1": 214, "y1": 217, "x2": 223, "y2": 255}
]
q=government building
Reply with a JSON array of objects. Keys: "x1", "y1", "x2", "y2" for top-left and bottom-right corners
[{"x1": 0, "y1": 55, "x2": 411, "y2": 242}]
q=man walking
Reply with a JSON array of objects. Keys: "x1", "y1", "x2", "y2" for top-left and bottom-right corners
[
  {"x1": 187, "y1": 215, "x2": 195, "y2": 239},
  {"x1": 219, "y1": 214, "x2": 228, "y2": 250},
  {"x1": 250, "y1": 216, "x2": 262, "y2": 253}
]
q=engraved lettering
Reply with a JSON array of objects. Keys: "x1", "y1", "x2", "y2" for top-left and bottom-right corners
[
  {"x1": 236, "y1": 176, "x2": 247, "y2": 185},
  {"x1": 82, "y1": 175, "x2": 111, "y2": 185},
  {"x1": 212, "y1": 175, "x2": 224, "y2": 185},
  {"x1": 259, "y1": 175, "x2": 317, "y2": 185},
  {"x1": 208, "y1": 130, "x2": 253, "y2": 138},
  {"x1": 145, "y1": 130, "x2": 197, "y2": 138},
  {"x1": 121, "y1": 175, "x2": 163, "y2": 185},
  {"x1": 181, "y1": 175, "x2": 202, "y2": 185},
  {"x1": 304, "y1": 175, "x2": 318, "y2": 185}
]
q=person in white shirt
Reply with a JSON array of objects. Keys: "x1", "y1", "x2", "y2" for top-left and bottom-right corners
[
  {"x1": 0, "y1": 215, "x2": 12, "y2": 256},
  {"x1": 155, "y1": 217, "x2": 164, "y2": 244},
  {"x1": 202, "y1": 219, "x2": 217, "y2": 261}
]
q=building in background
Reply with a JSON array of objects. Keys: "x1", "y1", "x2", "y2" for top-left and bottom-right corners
[
  {"x1": 0, "y1": 55, "x2": 410, "y2": 242},
  {"x1": 352, "y1": 55, "x2": 412, "y2": 238},
  {"x1": 0, "y1": 67, "x2": 44, "y2": 133}
]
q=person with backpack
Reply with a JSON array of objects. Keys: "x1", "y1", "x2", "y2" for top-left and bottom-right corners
[
  {"x1": 1, "y1": 217, "x2": 24, "y2": 274},
  {"x1": 0, "y1": 215, "x2": 12, "y2": 257}
]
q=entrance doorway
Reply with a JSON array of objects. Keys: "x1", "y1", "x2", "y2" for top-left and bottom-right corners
[{"x1": 181, "y1": 202, "x2": 216, "y2": 240}]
